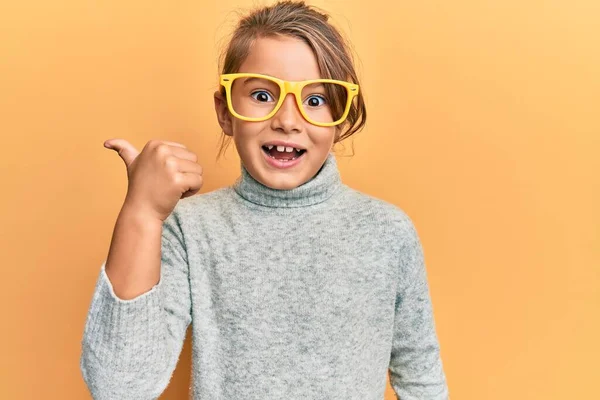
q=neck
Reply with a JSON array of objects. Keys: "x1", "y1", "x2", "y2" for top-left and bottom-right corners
[{"x1": 232, "y1": 153, "x2": 342, "y2": 208}]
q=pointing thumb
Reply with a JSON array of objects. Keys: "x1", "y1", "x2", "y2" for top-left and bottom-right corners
[{"x1": 104, "y1": 139, "x2": 139, "y2": 167}]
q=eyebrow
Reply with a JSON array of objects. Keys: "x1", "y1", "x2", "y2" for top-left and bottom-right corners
[
  {"x1": 304, "y1": 82, "x2": 326, "y2": 89},
  {"x1": 242, "y1": 77, "x2": 325, "y2": 86},
  {"x1": 242, "y1": 77, "x2": 278, "y2": 85},
  {"x1": 242, "y1": 77, "x2": 261, "y2": 84}
]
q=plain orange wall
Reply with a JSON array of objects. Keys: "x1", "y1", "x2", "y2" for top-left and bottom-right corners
[{"x1": 1, "y1": 0, "x2": 598, "y2": 399}]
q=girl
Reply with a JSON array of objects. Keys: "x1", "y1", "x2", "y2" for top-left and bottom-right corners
[{"x1": 80, "y1": 1, "x2": 449, "y2": 399}]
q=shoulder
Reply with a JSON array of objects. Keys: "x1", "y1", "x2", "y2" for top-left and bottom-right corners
[
  {"x1": 341, "y1": 186, "x2": 427, "y2": 284},
  {"x1": 173, "y1": 187, "x2": 232, "y2": 214},
  {"x1": 161, "y1": 187, "x2": 233, "y2": 232},
  {"x1": 339, "y1": 184, "x2": 421, "y2": 246}
]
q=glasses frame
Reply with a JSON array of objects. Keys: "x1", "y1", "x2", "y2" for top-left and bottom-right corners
[{"x1": 219, "y1": 73, "x2": 359, "y2": 127}]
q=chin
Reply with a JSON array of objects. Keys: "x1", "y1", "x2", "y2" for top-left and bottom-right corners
[
  {"x1": 250, "y1": 150, "x2": 310, "y2": 190},
  {"x1": 240, "y1": 146, "x2": 320, "y2": 190},
  {"x1": 260, "y1": 173, "x2": 305, "y2": 190}
]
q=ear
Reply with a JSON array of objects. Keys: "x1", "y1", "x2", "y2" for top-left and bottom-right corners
[
  {"x1": 214, "y1": 90, "x2": 233, "y2": 137},
  {"x1": 333, "y1": 126, "x2": 342, "y2": 143}
]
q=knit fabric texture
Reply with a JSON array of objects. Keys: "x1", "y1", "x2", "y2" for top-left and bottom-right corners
[{"x1": 80, "y1": 152, "x2": 449, "y2": 399}]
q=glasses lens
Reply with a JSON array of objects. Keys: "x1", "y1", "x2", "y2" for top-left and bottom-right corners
[
  {"x1": 229, "y1": 76, "x2": 350, "y2": 124},
  {"x1": 300, "y1": 82, "x2": 349, "y2": 124},
  {"x1": 230, "y1": 77, "x2": 281, "y2": 119}
]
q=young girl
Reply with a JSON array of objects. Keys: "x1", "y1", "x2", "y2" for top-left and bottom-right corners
[{"x1": 80, "y1": 1, "x2": 449, "y2": 399}]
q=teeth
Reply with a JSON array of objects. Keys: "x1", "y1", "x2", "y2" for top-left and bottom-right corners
[
  {"x1": 264, "y1": 144, "x2": 304, "y2": 152},
  {"x1": 266, "y1": 152, "x2": 299, "y2": 161}
]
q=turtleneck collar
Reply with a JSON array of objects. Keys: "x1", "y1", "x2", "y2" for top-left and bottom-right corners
[{"x1": 232, "y1": 153, "x2": 342, "y2": 208}]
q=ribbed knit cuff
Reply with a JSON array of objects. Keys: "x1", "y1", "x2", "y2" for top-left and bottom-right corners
[{"x1": 81, "y1": 262, "x2": 168, "y2": 373}]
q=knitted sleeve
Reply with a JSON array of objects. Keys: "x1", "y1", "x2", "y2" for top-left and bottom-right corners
[
  {"x1": 80, "y1": 210, "x2": 192, "y2": 400},
  {"x1": 388, "y1": 215, "x2": 450, "y2": 400}
]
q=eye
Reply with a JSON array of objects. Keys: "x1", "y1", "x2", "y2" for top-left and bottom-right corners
[
  {"x1": 251, "y1": 90, "x2": 275, "y2": 102},
  {"x1": 304, "y1": 95, "x2": 327, "y2": 107}
]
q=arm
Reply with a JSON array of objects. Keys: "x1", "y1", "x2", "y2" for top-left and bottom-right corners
[
  {"x1": 388, "y1": 217, "x2": 449, "y2": 399},
  {"x1": 80, "y1": 205, "x2": 192, "y2": 399}
]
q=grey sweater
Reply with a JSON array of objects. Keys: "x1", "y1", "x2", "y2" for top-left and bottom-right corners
[{"x1": 80, "y1": 153, "x2": 449, "y2": 399}]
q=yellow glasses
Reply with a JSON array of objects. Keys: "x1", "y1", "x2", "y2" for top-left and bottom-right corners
[{"x1": 219, "y1": 73, "x2": 359, "y2": 127}]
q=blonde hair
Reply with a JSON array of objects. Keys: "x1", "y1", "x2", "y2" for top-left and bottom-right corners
[{"x1": 216, "y1": 0, "x2": 367, "y2": 160}]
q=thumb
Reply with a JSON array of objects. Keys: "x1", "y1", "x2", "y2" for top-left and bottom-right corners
[{"x1": 104, "y1": 139, "x2": 139, "y2": 167}]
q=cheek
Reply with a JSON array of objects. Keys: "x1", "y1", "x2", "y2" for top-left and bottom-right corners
[
  {"x1": 232, "y1": 120, "x2": 269, "y2": 139},
  {"x1": 309, "y1": 127, "x2": 337, "y2": 146}
]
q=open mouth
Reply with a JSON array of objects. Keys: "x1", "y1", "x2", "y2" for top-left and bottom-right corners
[{"x1": 261, "y1": 145, "x2": 307, "y2": 161}]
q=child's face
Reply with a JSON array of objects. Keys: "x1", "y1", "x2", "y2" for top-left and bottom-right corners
[{"x1": 214, "y1": 36, "x2": 339, "y2": 190}]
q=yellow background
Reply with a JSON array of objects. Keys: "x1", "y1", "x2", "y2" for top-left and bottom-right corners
[{"x1": 1, "y1": 0, "x2": 598, "y2": 399}]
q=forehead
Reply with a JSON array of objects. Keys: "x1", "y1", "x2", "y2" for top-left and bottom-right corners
[{"x1": 237, "y1": 36, "x2": 321, "y2": 81}]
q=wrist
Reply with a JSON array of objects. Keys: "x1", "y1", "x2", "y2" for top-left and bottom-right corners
[{"x1": 119, "y1": 201, "x2": 164, "y2": 228}]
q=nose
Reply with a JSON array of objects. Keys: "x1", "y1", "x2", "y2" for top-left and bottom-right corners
[{"x1": 270, "y1": 93, "x2": 303, "y2": 133}]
